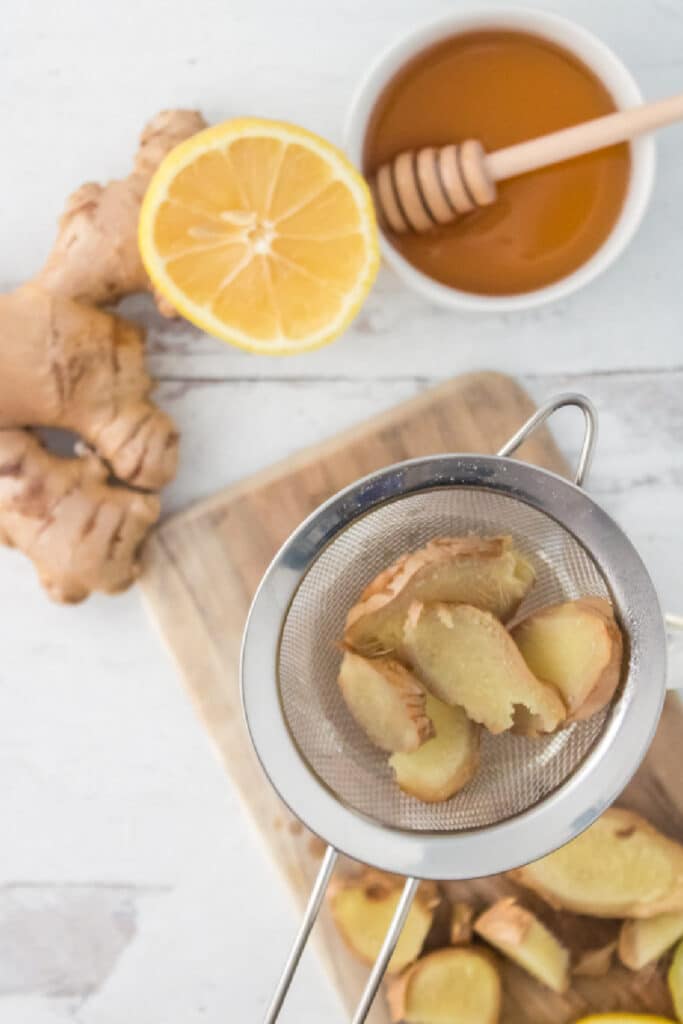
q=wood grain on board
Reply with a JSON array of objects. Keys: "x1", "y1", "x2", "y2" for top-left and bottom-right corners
[{"x1": 141, "y1": 370, "x2": 681, "y2": 1023}]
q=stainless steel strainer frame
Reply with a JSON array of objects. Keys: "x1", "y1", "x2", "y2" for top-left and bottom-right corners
[{"x1": 241, "y1": 394, "x2": 667, "y2": 1023}]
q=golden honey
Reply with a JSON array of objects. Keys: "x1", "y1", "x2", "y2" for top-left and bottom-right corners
[{"x1": 363, "y1": 30, "x2": 631, "y2": 295}]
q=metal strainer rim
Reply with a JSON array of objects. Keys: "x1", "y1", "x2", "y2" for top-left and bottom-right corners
[{"x1": 241, "y1": 451, "x2": 666, "y2": 880}]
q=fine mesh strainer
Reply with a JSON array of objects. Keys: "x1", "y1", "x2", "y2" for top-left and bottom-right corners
[{"x1": 241, "y1": 394, "x2": 668, "y2": 1023}]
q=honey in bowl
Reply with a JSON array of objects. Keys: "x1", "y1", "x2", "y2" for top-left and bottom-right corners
[{"x1": 363, "y1": 30, "x2": 631, "y2": 296}]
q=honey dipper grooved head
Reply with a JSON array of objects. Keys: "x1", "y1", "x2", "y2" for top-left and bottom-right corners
[{"x1": 373, "y1": 140, "x2": 497, "y2": 233}]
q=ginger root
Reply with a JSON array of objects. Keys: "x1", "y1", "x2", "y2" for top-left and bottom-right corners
[
  {"x1": 402, "y1": 602, "x2": 566, "y2": 734},
  {"x1": 327, "y1": 870, "x2": 439, "y2": 975},
  {"x1": 474, "y1": 897, "x2": 570, "y2": 993},
  {"x1": 338, "y1": 650, "x2": 433, "y2": 752},
  {"x1": 0, "y1": 288, "x2": 178, "y2": 601},
  {"x1": 619, "y1": 911, "x2": 683, "y2": 970},
  {"x1": 34, "y1": 109, "x2": 207, "y2": 312},
  {"x1": 0, "y1": 287, "x2": 178, "y2": 490},
  {"x1": 344, "y1": 535, "x2": 534, "y2": 657},
  {"x1": 510, "y1": 808, "x2": 683, "y2": 918},
  {"x1": 389, "y1": 693, "x2": 479, "y2": 802},
  {"x1": 386, "y1": 947, "x2": 501, "y2": 1024},
  {"x1": 512, "y1": 597, "x2": 623, "y2": 723},
  {"x1": 0, "y1": 109, "x2": 202, "y2": 600},
  {"x1": 0, "y1": 431, "x2": 158, "y2": 602}
]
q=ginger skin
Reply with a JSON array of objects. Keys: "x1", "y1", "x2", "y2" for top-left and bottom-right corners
[
  {"x1": 0, "y1": 109, "x2": 204, "y2": 601},
  {"x1": 33, "y1": 109, "x2": 207, "y2": 312},
  {"x1": 0, "y1": 289, "x2": 178, "y2": 601},
  {"x1": 0, "y1": 430, "x2": 158, "y2": 602},
  {"x1": 0, "y1": 287, "x2": 178, "y2": 490}
]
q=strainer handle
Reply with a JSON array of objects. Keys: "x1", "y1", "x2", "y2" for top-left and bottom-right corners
[
  {"x1": 666, "y1": 613, "x2": 683, "y2": 690},
  {"x1": 497, "y1": 393, "x2": 598, "y2": 487},
  {"x1": 263, "y1": 844, "x2": 339, "y2": 1023},
  {"x1": 351, "y1": 876, "x2": 420, "y2": 1023},
  {"x1": 263, "y1": 848, "x2": 418, "y2": 1023}
]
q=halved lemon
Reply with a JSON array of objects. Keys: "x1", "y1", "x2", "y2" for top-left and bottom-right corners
[{"x1": 139, "y1": 118, "x2": 379, "y2": 354}]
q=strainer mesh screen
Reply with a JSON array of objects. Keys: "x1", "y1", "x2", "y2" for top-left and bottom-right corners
[{"x1": 278, "y1": 488, "x2": 616, "y2": 832}]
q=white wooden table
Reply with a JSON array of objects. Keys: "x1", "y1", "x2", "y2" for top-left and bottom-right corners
[{"x1": 1, "y1": 1, "x2": 682, "y2": 1021}]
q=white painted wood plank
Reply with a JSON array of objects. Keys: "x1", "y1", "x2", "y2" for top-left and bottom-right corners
[{"x1": 153, "y1": 370, "x2": 683, "y2": 611}]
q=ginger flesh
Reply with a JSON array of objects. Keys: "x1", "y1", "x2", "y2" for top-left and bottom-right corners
[
  {"x1": 619, "y1": 911, "x2": 683, "y2": 970},
  {"x1": 387, "y1": 947, "x2": 501, "y2": 1024},
  {"x1": 338, "y1": 650, "x2": 433, "y2": 753},
  {"x1": 389, "y1": 693, "x2": 479, "y2": 802},
  {"x1": 474, "y1": 897, "x2": 570, "y2": 993},
  {"x1": 328, "y1": 870, "x2": 439, "y2": 975},
  {"x1": 402, "y1": 602, "x2": 566, "y2": 734},
  {"x1": 511, "y1": 808, "x2": 683, "y2": 918},
  {"x1": 344, "y1": 535, "x2": 535, "y2": 657},
  {"x1": 513, "y1": 597, "x2": 623, "y2": 722},
  {"x1": 34, "y1": 109, "x2": 207, "y2": 311}
]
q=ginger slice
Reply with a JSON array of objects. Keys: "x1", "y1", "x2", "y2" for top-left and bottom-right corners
[
  {"x1": 387, "y1": 947, "x2": 501, "y2": 1024},
  {"x1": 328, "y1": 870, "x2": 439, "y2": 974},
  {"x1": 449, "y1": 901, "x2": 475, "y2": 945},
  {"x1": 619, "y1": 911, "x2": 683, "y2": 970},
  {"x1": 474, "y1": 897, "x2": 570, "y2": 993},
  {"x1": 389, "y1": 694, "x2": 479, "y2": 802},
  {"x1": 402, "y1": 602, "x2": 566, "y2": 734},
  {"x1": 512, "y1": 597, "x2": 623, "y2": 723},
  {"x1": 510, "y1": 808, "x2": 683, "y2": 918},
  {"x1": 573, "y1": 941, "x2": 617, "y2": 977},
  {"x1": 338, "y1": 650, "x2": 433, "y2": 752},
  {"x1": 344, "y1": 535, "x2": 535, "y2": 656}
]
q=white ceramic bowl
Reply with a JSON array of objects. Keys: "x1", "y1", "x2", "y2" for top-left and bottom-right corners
[{"x1": 346, "y1": 7, "x2": 655, "y2": 313}]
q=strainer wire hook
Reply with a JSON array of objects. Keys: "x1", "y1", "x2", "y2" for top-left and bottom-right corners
[{"x1": 497, "y1": 392, "x2": 598, "y2": 486}]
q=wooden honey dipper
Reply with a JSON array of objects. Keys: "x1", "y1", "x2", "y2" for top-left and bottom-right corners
[{"x1": 373, "y1": 92, "x2": 683, "y2": 233}]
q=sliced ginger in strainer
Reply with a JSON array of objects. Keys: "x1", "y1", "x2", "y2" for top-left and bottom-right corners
[
  {"x1": 389, "y1": 693, "x2": 479, "y2": 802},
  {"x1": 139, "y1": 118, "x2": 379, "y2": 354},
  {"x1": 512, "y1": 597, "x2": 623, "y2": 723},
  {"x1": 337, "y1": 650, "x2": 434, "y2": 753},
  {"x1": 344, "y1": 535, "x2": 535, "y2": 658},
  {"x1": 327, "y1": 870, "x2": 439, "y2": 974},
  {"x1": 402, "y1": 602, "x2": 566, "y2": 734}
]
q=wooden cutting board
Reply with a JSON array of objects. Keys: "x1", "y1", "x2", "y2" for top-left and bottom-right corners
[{"x1": 141, "y1": 371, "x2": 682, "y2": 1022}]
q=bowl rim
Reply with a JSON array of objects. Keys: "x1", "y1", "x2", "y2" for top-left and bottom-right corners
[{"x1": 345, "y1": 6, "x2": 656, "y2": 313}]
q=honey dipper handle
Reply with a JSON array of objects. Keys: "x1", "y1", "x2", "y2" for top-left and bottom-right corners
[{"x1": 486, "y1": 92, "x2": 683, "y2": 182}]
